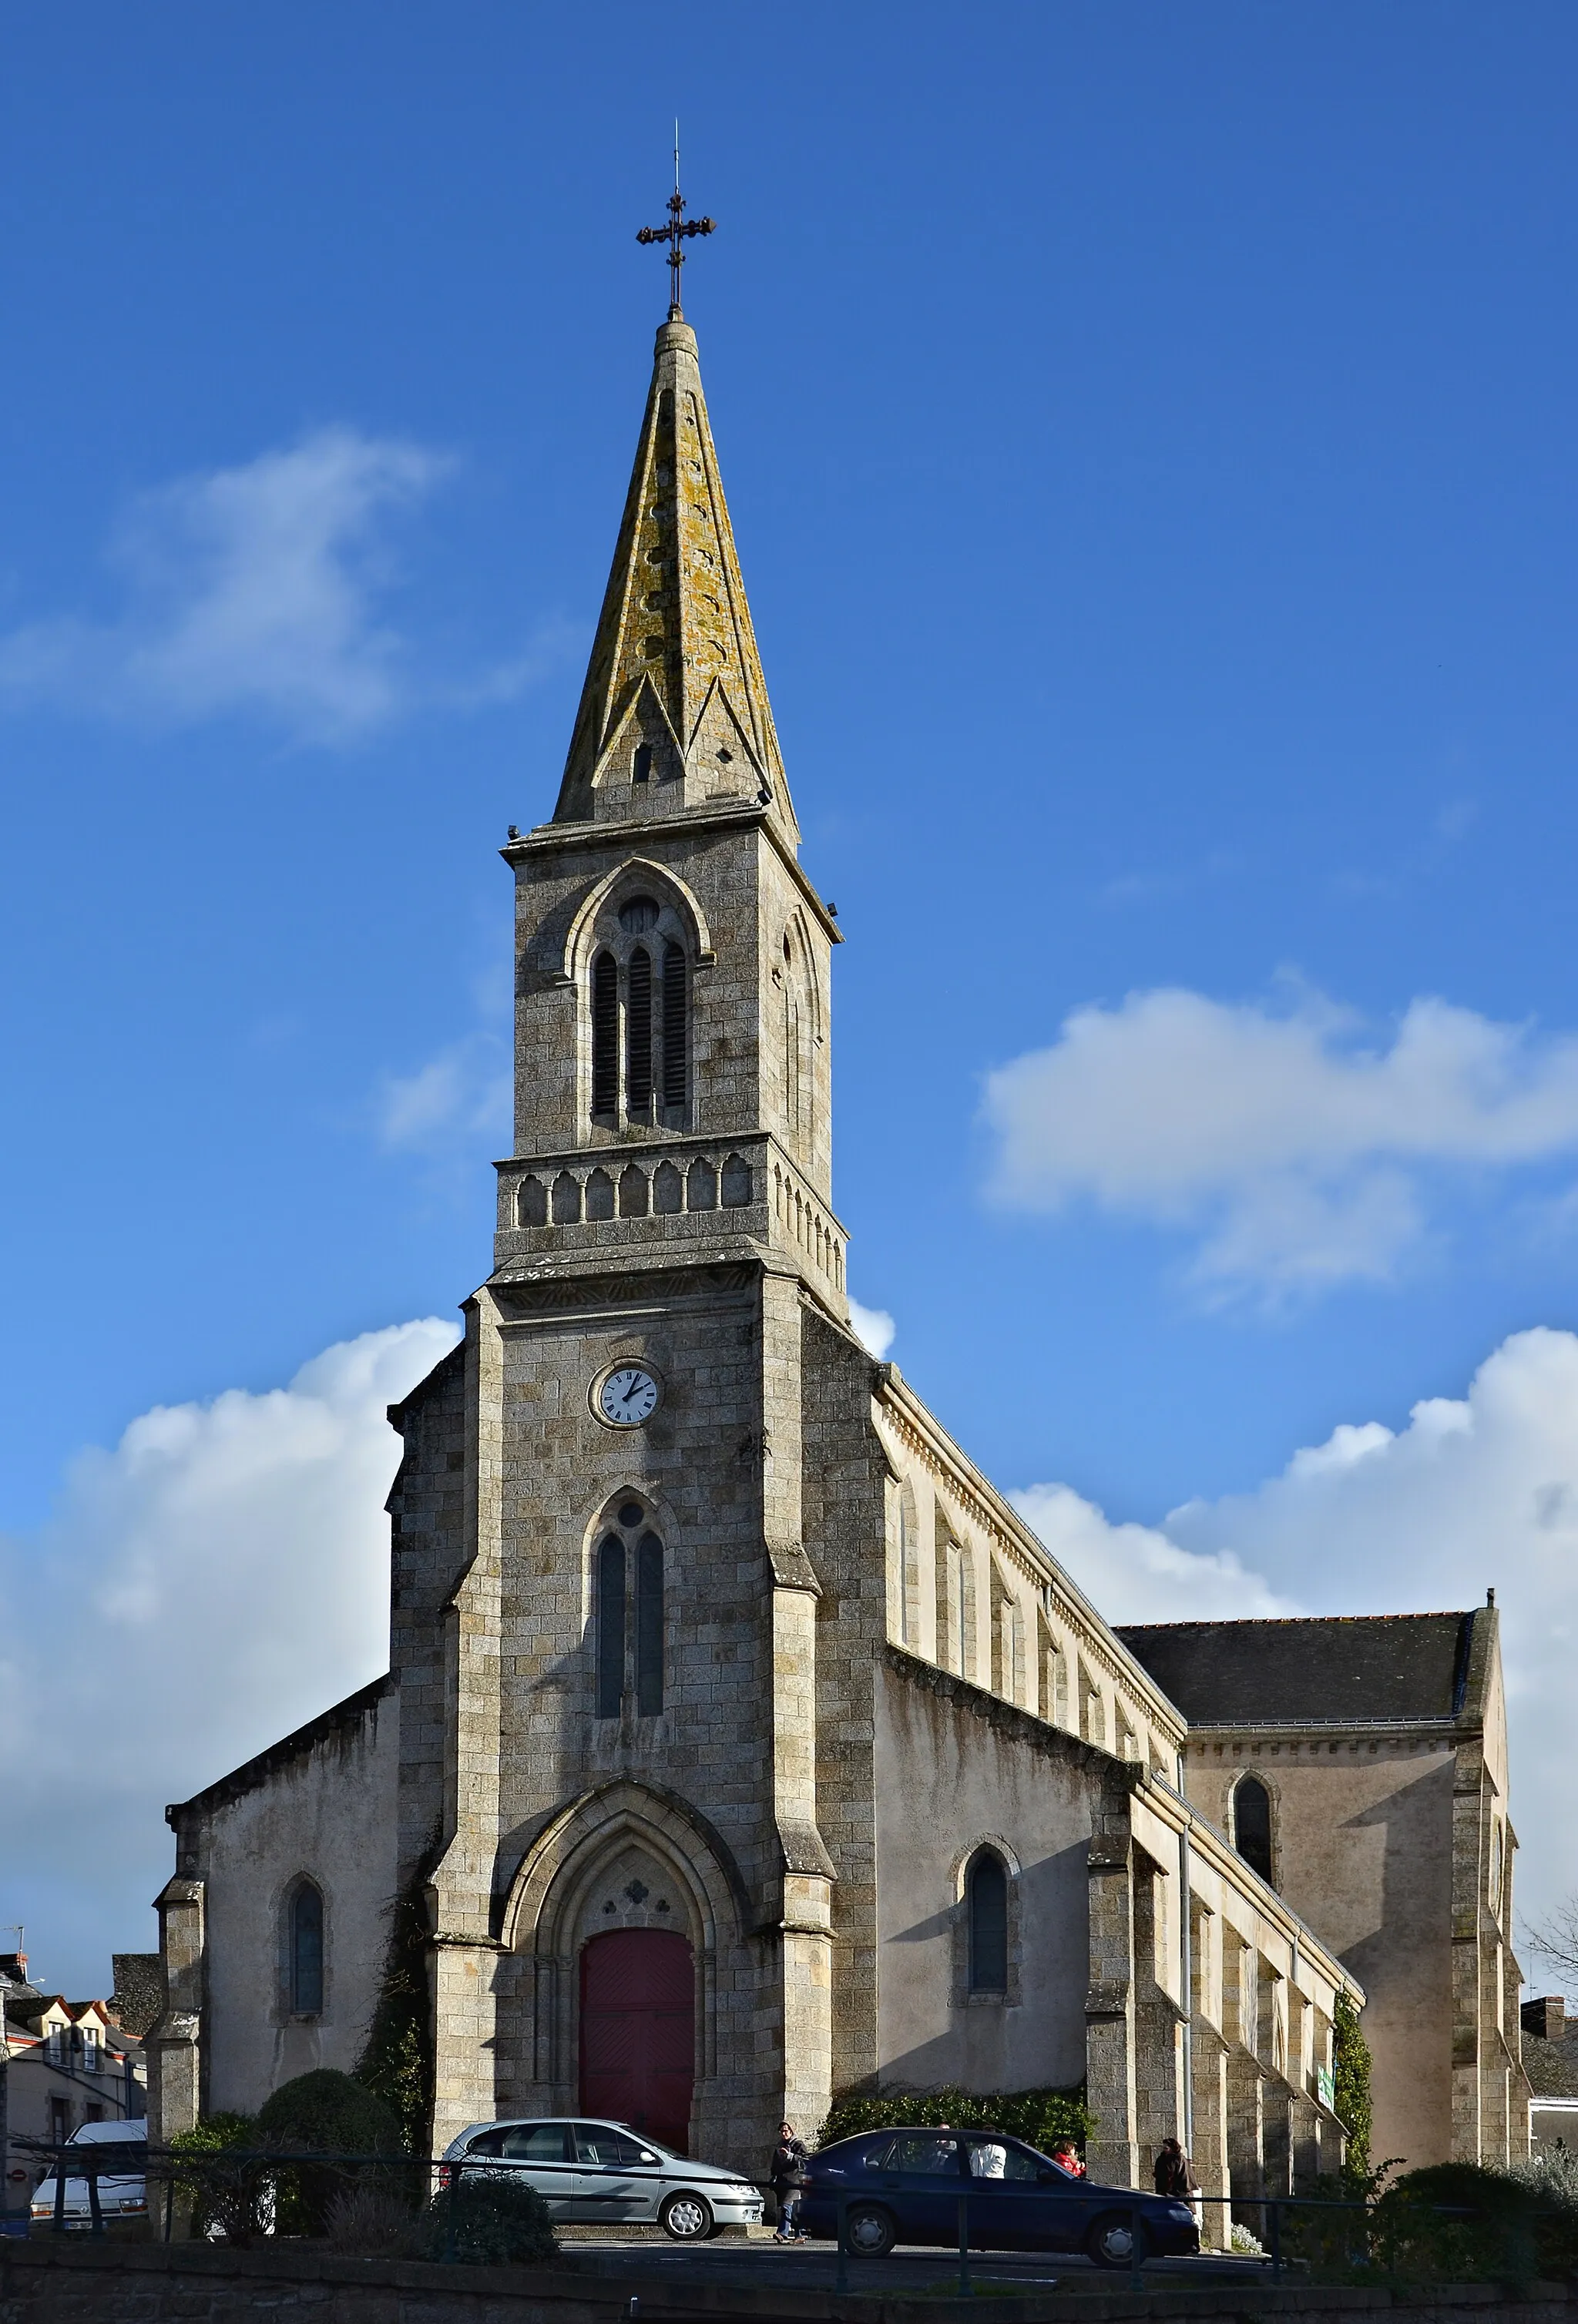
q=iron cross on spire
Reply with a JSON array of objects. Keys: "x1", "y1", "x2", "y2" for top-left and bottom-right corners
[{"x1": 636, "y1": 151, "x2": 715, "y2": 318}]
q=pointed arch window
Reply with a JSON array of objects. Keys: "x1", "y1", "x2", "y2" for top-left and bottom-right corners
[
  {"x1": 288, "y1": 1880, "x2": 324, "y2": 2017},
  {"x1": 596, "y1": 1537, "x2": 626, "y2": 1719},
  {"x1": 662, "y1": 941, "x2": 687, "y2": 1109},
  {"x1": 626, "y1": 947, "x2": 653, "y2": 1112},
  {"x1": 594, "y1": 1503, "x2": 666, "y2": 1719},
  {"x1": 1231, "y1": 1776, "x2": 1274, "y2": 1889},
  {"x1": 591, "y1": 952, "x2": 619, "y2": 1119},
  {"x1": 586, "y1": 895, "x2": 691, "y2": 1130},
  {"x1": 966, "y1": 1848, "x2": 1009, "y2": 1994},
  {"x1": 636, "y1": 1534, "x2": 664, "y2": 1715}
]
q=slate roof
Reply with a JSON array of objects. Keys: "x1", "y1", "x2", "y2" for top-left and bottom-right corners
[
  {"x1": 1525, "y1": 2031, "x2": 1578, "y2": 2100},
  {"x1": 1113, "y1": 1612, "x2": 1478, "y2": 1728}
]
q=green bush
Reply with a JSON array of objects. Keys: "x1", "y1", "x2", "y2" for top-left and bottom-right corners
[
  {"x1": 408, "y1": 2174, "x2": 557, "y2": 2266},
  {"x1": 255, "y1": 2069, "x2": 404, "y2": 2234},
  {"x1": 818, "y1": 2085, "x2": 1093, "y2": 2155},
  {"x1": 170, "y1": 2113, "x2": 269, "y2": 2245},
  {"x1": 1371, "y1": 2163, "x2": 1546, "y2": 2284}
]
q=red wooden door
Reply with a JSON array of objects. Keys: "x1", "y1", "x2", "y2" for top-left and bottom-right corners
[{"x1": 579, "y1": 1929, "x2": 695, "y2": 2153}]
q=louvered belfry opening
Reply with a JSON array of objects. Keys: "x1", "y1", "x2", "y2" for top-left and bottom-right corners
[
  {"x1": 661, "y1": 941, "x2": 687, "y2": 1111},
  {"x1": 586, "y1": 897, "x2": 689, "y2": 1131},
  {"x1": 626, "y1": 947, "x2": 653, "y2": 1112},
  {"x1": 591, "y1": 952, "x2": 619, "y2": 1118}
]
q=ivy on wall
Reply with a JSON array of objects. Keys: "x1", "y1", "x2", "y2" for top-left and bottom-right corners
[
  {"x1": 355, "y1": 1851, "x2": 438, "y2": 2154},
  {"x1": 1332, "y1": 1991, "x2": 1373, "y2": 2184}
]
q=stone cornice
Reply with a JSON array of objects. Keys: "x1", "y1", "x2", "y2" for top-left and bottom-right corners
[
  {"x1": 871, "y1": 1370, "x2": 1188, "y2": 1747},
  {"x1": 506, "y1": 803, "x2": 841, "y2": 944}
]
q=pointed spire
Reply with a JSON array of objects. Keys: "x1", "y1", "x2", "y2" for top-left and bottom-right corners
[{"x1": 552, "y1": 318, "x2": 799, "y2": 843}]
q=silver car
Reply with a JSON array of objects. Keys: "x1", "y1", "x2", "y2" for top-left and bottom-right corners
[
  {"x1": 442, "y1": 2117, "x2": 763, "y2": 2242},
  {"x1": 30, "y1": 2121, "x2": 148, "y2": 2233}
]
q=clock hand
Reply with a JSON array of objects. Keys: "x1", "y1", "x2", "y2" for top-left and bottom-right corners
[{"x1": 621, "y1": 1377, "x2": 643, "y2": 1403}]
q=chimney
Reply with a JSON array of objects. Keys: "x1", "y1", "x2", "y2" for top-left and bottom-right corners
[
  {"x1": 1522, "y1": 1995, "x2": 1566, "y2": 2043},
  {"x1": 0, "y1": 1952, "x2": 27, "y2": 1985}
]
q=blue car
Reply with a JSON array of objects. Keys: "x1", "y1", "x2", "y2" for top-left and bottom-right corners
[{"x1": 799, "y1": 2128, "x2": 1200, "y2": 2267}]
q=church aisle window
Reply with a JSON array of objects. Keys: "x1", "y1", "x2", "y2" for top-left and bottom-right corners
[
  {"x1": 966, "y1": 1849, "x2": 1009, "y2": 1995},
  {"x1": 288, "y1": 1880, "x2": 324, "y2": 2016},
  {"x1": 1231, "y1": 1775, "x2": 1275, "y2": 1888}
]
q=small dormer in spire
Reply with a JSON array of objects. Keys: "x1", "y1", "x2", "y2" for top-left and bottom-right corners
[{"x1": 552, "y1": 312, "x2": 800, "y2": 847}]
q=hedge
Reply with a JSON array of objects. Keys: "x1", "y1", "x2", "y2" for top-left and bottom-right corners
[{"x1": 817, "y1": 2084, "x2": 1093, "y2": 2153}]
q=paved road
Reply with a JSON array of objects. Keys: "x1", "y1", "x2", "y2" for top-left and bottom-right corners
[{"x1": 561, "y1": 2236, "x2": 1274, "y2": 2295}]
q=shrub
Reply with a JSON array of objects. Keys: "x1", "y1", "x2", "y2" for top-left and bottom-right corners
[
  {"x1": 1229, "y1": 2221, "x2": 1264, "y2": 2256},
  {"x1": 323, "y1": 2181, "x2": 417, "y2": 2256},
  {"x1": 818, "y1": 2084, "x2": 1093, "y2": 2155},
  {"x1": 170, "y1": 2113, "x2": 270, "y2": 2245},
  {"x1": 1371, "y1": 2163, "x2": 1543, "y2": 2283},
  {"x1": 407, "y1": 2174, "x2": 557, "y2": 2266},
  {"x1": 256, "y1": 2069, "x2": 403, "y2": 2234}
]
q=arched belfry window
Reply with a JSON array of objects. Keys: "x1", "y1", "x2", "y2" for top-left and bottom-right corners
[
  {"x1": 626, "y1": 947, "x2": 653, "y2": 1111},
  {"x1": 966, "y1": 1848, "x2": 1009, "y2": 1994},
  {"x1": 1232, "y1": 1776, "x2": 1274, "y2": 1889},
  {"x1": 591, "y1": 952, "x2": 618, "y2": 1120},
  {"x1": 662, "y1": 941, "x2": 687, "y2": 1109},
  {"x1": 594, "y1": 1500, "x2": 666, "y2": 1719},
  {"x1": 288, "y1": 1880, "x2": 324, "y2": 2016},
  {"x1": 586, "y1": 892, "x2": 691, "y2": 1130}
]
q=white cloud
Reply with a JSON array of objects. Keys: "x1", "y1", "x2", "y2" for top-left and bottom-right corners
[
  {"x1": 0, "y1": 431, "x2": 580, "y2": 746},
  {"x1": 849, "y1": 1298, "x2": 896, "y2": 1360},
  {"x1": 1012, "y1": 1481, "x2": 1296, "y2": 1625},
  {"x1": 1015, "y1": 1324, "x2": 1578, "y2": 1933},
  {"x1": 984, "y1": 984, "x2": 1578, "y2": 1300},
  {"x1": 0, "y1": 1318, "x2": 458, "y2": 1994},
  {"x1": 377, "y1": 1031, "x2": 512, "y2": 1154}
]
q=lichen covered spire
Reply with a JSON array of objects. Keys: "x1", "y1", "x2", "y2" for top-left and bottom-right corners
[{"x1": 552, "y1": 318, "x2": 798, "y2": 843}]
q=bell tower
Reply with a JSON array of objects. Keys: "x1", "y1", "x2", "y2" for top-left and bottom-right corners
[
  {"x1": 495, "y1": 307, "x2": 844, "y2": 1306},
  {"x1": 403, "y1": 247, "x2": 857, "y2": 2168}
]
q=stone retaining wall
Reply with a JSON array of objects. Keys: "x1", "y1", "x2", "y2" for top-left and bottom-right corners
[{"x1": 5, "y1": 2240, "x2": 1578, "y2": 2324}]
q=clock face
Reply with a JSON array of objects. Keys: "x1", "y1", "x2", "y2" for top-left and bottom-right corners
[{"x1": 598, "y1": 1366, "x2": 660, "y2": 1427}]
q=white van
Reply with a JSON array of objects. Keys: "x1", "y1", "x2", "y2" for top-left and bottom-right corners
[{"x1": 30, "y1": 2119, "x2": 148, "y2": 2232}]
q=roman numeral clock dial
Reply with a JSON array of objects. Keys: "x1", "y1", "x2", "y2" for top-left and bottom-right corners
[{"x1": 597, "y1": 1366, "x2": 660, "y2": 1427}]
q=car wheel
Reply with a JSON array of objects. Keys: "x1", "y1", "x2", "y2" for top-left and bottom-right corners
[
  {"x1": 1086, "y1": 2212, "x2": 1141, "y2": 2270},
  {"x1": 844, "y1": 2203, "x2": 898, "y2": 2259},
  {"x1": 660, "y1": 2192, "x2": 714, "y2": 2242}
]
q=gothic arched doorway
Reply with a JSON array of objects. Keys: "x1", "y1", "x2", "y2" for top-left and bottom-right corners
[{"x1": 579, "y1": 1928, "x2": 694, "y2": 2152}]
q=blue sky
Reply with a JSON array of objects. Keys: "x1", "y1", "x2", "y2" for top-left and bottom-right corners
[{"x1": 7, "y1": 2, "x2": 1578, "y2": 1990}]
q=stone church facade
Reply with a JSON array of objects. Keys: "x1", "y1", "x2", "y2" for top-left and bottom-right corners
[{"x1": 149, "y1": 303, "x2": 1525, "y2": 2215}]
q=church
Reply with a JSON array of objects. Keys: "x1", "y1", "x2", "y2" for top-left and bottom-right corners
[{"x1": 147, "y1": 257, "x2": 1527, "y2": 2228}]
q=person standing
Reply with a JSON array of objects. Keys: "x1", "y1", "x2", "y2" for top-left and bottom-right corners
[
  {"x1": 1153, "y1": 2138, "x2": 1194, "y2": 2198},
  {"x1": 771, "y1": 2121, "x2": 808, "y2": 2242}
]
